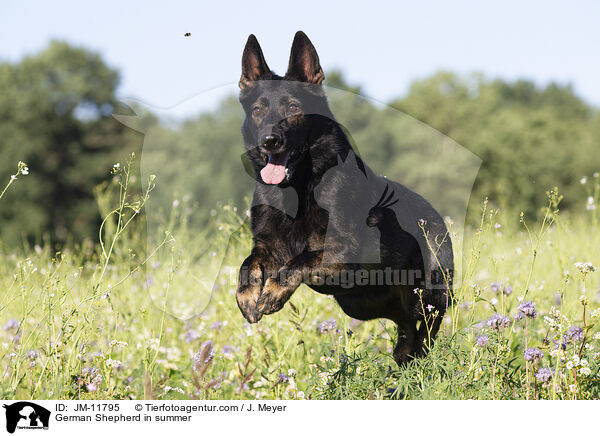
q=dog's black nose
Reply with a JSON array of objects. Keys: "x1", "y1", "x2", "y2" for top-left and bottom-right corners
[{"x1": 260, "y1": 134, "x2": 282, "y2": 150}]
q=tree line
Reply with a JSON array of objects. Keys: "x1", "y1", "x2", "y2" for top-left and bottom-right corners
[{"x1": 1, "y1": 42, "x2": 598, "y2": 247}]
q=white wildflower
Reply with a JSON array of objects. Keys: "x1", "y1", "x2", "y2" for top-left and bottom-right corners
[
  {"x1": 164, "y1": 386, "x2": 184, "y2": 394},
  {"x1": 544, "y1": 316, "x2": 558, "y2": 329},
  {"x1": 587, "y1": 197, "x2": 596, "y2": 211},
  {"x1": 579, "y1": 367, "x2": 592, "y2": 376},
  {"x1": 145, "y1": 337, "x2": 160, "y2": 351},
  {"x1": 105, "y1": 358, "x2": 122, "y2": 369},
  {"x1": 287, "y1": 378, "x2": 296, "y2": 390},
  {"x1": 574, "y1": 262, "x2": 596, "y2": 274},
  {"x1": 550, "y1": 348, "x2": 561, "y2": 358},
  {"x1": 109, "y1": 340, "x2": 128, "y2": 349}
]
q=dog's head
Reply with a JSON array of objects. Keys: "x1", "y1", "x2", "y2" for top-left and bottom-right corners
[{"x1": 239, "y1": 31, "x2": 334, "y2": 186}]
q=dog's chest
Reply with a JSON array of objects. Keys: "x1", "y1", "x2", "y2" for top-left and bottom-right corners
[
  {"x1": 280, "y1": 206, "x2": 326, "y2": 254},
  {"x1": 253, "y1": 200, "x2": 326, "y2": 259}
]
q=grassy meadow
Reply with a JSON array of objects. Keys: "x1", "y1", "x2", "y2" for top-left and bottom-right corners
[{"x1": 1, "y1": 158, "x2": 599, "y2": 400}]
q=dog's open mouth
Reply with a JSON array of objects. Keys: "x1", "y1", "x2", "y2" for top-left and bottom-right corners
[{"x1": 260, "y1": 153, "x2": 289, "y2": 184}]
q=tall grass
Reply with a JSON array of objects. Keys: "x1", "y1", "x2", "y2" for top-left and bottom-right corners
[{"x1": 0, "y1": 160, "x2": 599, "y2": 400}]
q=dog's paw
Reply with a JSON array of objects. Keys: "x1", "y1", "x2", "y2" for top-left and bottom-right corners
[
  {"x1": 256, "y1": 277, "x2": 293, "y2": 315},
  {"x1": 236, "y1": 285, "x2": 263, "y2": 323}
]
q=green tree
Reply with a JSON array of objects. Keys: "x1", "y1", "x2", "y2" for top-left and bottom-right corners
[
  {"x1": 0, "y1": 41, "x2": 137, "y2": 246},
  {"x1": 392, "y1": 72, "x2": 599, "y2": 217}
]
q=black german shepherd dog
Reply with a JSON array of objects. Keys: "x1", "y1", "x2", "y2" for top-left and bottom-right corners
[{"x1": 236, "y1": 31, "x2": 453, "y2": 364}]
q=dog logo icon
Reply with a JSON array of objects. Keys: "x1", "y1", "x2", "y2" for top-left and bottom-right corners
[{"x1": 2, "y1": 402, "x2": 50, "y2": 433}]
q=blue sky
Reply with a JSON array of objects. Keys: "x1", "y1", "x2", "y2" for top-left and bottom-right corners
[{"x1": 1, "y1": 1, "x2": 599, "y2": 117}]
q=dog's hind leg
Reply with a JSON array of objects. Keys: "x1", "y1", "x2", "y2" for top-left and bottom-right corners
[{"x1": 393, "y1": 321, "x2": 418, "y2": 365}]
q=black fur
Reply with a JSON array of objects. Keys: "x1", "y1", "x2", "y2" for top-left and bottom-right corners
[{"x1": 235, "y1": 31, "x2": 453, "y2": 364}]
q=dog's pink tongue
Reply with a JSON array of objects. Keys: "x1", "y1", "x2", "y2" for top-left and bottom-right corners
[{"x1": 260, "y1": 163, "x2": 286, "y2": 184}]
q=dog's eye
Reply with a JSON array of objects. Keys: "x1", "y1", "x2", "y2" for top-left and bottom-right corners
[
  {"x1": 252, "y1": 107, "x2": 263, "y2": 117},
  {"x1": 287, "y1": 103, "x2": 300, "y2": 115}
]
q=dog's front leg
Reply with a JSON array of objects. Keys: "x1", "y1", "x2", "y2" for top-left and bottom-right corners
[
  {"x1": 236, "y1": 247, "x2": 273, "y2": 323},
  {"x1": 256, "y1": 250, "x2": 350, "y2": 315},
  {"x1": 255, "y1": 264, "x2": 304, "y2": 316}
]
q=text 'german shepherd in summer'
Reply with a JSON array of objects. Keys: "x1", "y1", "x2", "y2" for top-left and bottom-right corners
[{"x1": 235, "y1": 31, "x2": 453, "y2": 364}]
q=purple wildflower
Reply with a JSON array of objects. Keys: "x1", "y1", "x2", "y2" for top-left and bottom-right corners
[
  {"x1": 143, "y1": 276, "x2": 154, "y2": 289},
  {"x1": 318, "y1": 318, "x2": 338, "y2": 334},
  {"x1": 76, "y1": 367, "x2": 102, "y2": 392},
  {"x1": 349, "y1": 319, "x2": 362, "y2": 329},
  {"x1": 535, "y1": 367, "x2": 553, "y2": 382},
  {"x1": 339, "y1": 353, "x2": 349, "y2": 365},
  {"x1": 222, "y1": 345, "x2": 233, "y2": 355},
  {"x1": 564, "y1": 326, "x2": 584, "y2": 343},
  {"x1": 193, "y1": 342, "x2": 214, "y2": 373},
  {"x1": 523, "y1": 348, "x2": 543, "y2": 362},
  {"x1": 475, "y1": 335, "x2": 489, "y2": 347},
  {"x1": 3, "y1": 319, "x2": 19, "y2": 330},
  {"x1": 277, "y1": 373, "x2": 290, "y2": 383},
  {"x1": 490, "y1": 281, "x2": 513, "y2": 295},
  {"x1": 208, "y1": 377, "x2": 223, "y2": 390},
  {"x1": 210, "y1": 321, "x2": 223, "y2": 330},
  {"x1": 553, "y1": 292, "x2": 562, "y2": 306},
  {"x1": 184, "y1": 329, "x2": 202, "y2": 343},
  {"x1": 487, "y1": 314, "x2": 510, "y2": 331},
  {"x1": 517, "y1": 301, "x2": 537, "y2": 319}
]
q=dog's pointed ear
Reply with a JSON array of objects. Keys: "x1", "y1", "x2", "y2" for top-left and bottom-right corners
[
  {"x1": 240, "y1": 34, "x2": 271, "y2": 90},
  {"x1": 286, "y1": 31, "x2": 324, "y2": 84}
]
